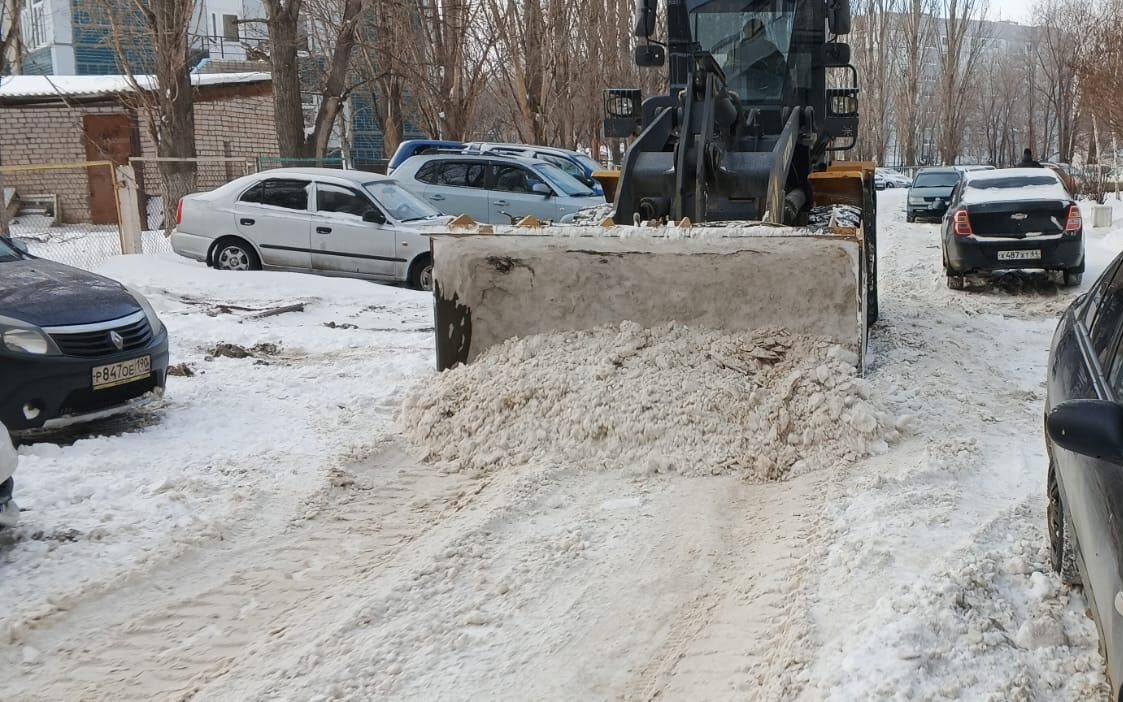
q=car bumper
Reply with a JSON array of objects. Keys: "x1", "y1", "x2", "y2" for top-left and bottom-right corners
[
  {"x1": 0, "y1": 331, "x2": 170, "y2": 432},
  {"x1": 946, "y1": 235, "x2": 1084, "y2": 273},
  {"x1": 170, "y1": 230, "x2": 210, "y2": 262},
  {"x1": 908, "y1": 204, "x2": 948, "y2": 220}
]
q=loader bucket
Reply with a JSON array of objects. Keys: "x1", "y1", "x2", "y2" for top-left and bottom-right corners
[{"x1": 430, "y1": 219, "x2": 869, "y2": 372}]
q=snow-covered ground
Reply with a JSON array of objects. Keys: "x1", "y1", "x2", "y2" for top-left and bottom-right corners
[{"x1": 2, "y1": 191, "x2": 1123, "y2": 699}]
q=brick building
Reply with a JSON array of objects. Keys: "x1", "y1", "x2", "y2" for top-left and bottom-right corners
[{"x1": 0, "y1": 72, "x2": 278, "y2": 224}]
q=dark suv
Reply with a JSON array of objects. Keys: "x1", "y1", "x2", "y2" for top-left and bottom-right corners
[
  {"x1": 907, "y1": 167, "x2": 962, "y2": 222},
  {"x1": 0, "y1": 237, "x2": 169, "y2": 433}
]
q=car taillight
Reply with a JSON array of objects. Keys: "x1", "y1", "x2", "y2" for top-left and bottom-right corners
[
  {"x1": 953, "y1": 209, "x2": 973, "y2": 236},
  {"x1": 175, "y1": 198, "x2": 184, "y2": 225},
  {"x1": 1064, "y1": 205, "x2": 1082, "y2": 233}
]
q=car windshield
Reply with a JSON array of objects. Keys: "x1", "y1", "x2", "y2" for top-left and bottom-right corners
[
  {"x1": 363, "y1": 181, "x2": 444, "y2": 222},
  {"x1": 913, "y1": 172, "x2": 960, "y2": 188},
  {"x1": 574, "y1": 153, "x2": 602, "y2": 173},
  {"x1": 967, "y1": 175, "x2": 1059, "y2": 190},
  {"x1": 533, "y1": 163, "x2": 596, "y2": 197},
  {"x1": 0, "y1": 238, "x2": 21, "y2": 261}
]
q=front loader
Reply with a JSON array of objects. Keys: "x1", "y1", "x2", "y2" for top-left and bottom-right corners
[{"x1": 429, "y1": 0, "x2": 877, "y2": 370}]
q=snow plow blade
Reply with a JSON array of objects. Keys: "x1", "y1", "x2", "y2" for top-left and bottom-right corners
[{"x1": 430, "y1": 219, "x2": 869, "y2": 372}]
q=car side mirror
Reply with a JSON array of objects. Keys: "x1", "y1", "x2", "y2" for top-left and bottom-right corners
[
  {"x1": 1047, "y1": 399, "x2": 1123, "y2": 466},
  {"x1": 363, "y1": 209, "x2": 386, "y2": 224},
  {"x1": 532, "y1": 183, "x2": 552, "y2": 197}
]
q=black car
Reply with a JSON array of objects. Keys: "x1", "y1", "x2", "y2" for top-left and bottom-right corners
[
  {"x1": 941, "y1": 168, "x2": 1084, "y2": 290},
  {"x1": 0, "y1": 237, "x2": 169, "y2": 433},
  {"x1": 1045, "y1": 254, "x2": 1123, "y2": 701},
  {"x1": 906, "y1": 167, "x2": 961, "y2": 222}
]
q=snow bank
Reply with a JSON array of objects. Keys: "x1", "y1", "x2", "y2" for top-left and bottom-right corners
[{"x1": 402, "y1": 322, "x2": 901, "y2": 480}]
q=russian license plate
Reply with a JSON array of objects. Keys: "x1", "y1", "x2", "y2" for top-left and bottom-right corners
[
  {"x1": 997, "y1": 250, "x2": 1041, "y2": 261},
  {"x1": 92, "y1": 356, "x2": 152, "y2": 390}
]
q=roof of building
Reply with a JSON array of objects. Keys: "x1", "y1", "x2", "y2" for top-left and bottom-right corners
[{"x1": 0, "y1": 72, "x2": 271, "y2": 102}]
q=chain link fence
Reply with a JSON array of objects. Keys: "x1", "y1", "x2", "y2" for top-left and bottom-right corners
[{"x1": 0, "y1": 161, "x2": 135, "y2": 271}]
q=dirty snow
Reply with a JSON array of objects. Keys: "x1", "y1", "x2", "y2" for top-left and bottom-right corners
[
  {"x1": 403, "y1": 323, "x2": 901, "y2": 480},
  {"x1": 3, "y1": 189, "x2": 1123, "y2": 700}
]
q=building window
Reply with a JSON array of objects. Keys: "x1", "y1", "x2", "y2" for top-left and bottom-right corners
[{"x1": 21, "y1": 0, "x2": 50, "y2": 51}]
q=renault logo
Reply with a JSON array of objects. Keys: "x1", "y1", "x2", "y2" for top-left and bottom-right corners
[
  {"x1": 109, "y1": 330, "x2": 124, "y2": 351},
  {"x1": 1011, "y1": 213, "x2": 1028, "y2": 220}
]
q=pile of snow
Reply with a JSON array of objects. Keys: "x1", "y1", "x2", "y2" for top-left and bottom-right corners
[{"x1": 402, "y1": 322, "x2": 903, "y2": 481}]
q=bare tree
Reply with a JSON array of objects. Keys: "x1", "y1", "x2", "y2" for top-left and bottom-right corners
[
  {"x1": 1076, "y1": 0, "x2": 1123, "y2": 146},
  {"x1": 893, "y1": 0, "x2": 937, "y2": 165},
  {"x1": 101, "y1": 0, "x2": 198, "y2": 229},
  {"x1": 258, "y1": 0, "x2": 366, "y2": 159},
  {"x1": 1, "y1": 0, "x2": 22, "y2": 74},
  {"x1": 935, "y1": 0, "x2": 990, "y2": 163},
  {"x1": 852, "y1": 0, "x2": 901, "y2": 163}
]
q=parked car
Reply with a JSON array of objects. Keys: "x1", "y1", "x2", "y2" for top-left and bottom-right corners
[
  {"x1": 874, "y1": 168, "x2": 912, "y2": 190},
  {"x1": 1043, "y1": 249, "x2": 1123, "y2": 701},
  {"x1": 391, "y1": 153, "x2": 605, "y2": 225},
  {"x1": 907, "y1": 167, "x2": 962, "y2": 222},
  {"x1": 466, "y1": 143, "x2": 607, "y2": 195},
  {"x1": 0, "y1": 237, "x2": 169, "y2": 434},
  {"x1": 171, "y1": 168, "x2": 449, "y2": 291},
  {"x1": 385, "y1": 139, "x2": 469, "y2": 175},
  {"x1": 0, "y1": 421, "x2": 16, "y2": 528},
  {"x1": 940, "y1": 167, "x2": 1084, "y2": 289},
  {"x1": 1042, "y1": 161, "x2": 1079, "y2": 195}
]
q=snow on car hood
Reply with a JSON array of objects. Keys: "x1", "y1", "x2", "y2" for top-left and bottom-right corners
[
  {"x1": 0, "y1": 258, "x2": 140, "y2": 327},
  {"x1": 0, "y1": 422, "x2": 15, "y2": 484}
]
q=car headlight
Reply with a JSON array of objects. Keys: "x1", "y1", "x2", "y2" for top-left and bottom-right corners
[
  {"x1": 0, "y1": 315, "x2": 59, "y2": 355},
  {"x1": 908, "y1": 195, "x2": 923, "y2": 204},
  {"x1": 127, "y1": 288, "x2": 165, "y2": 336}
]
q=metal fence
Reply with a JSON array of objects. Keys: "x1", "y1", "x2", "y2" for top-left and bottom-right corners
[{"x1": 1, "y1": 161, "x2": 171, "y2": 272}]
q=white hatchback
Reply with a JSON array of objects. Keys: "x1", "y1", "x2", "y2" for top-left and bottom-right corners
[
  {"x1": 1, "y1": 422, "x2": 18, "y2": 527},
  {"x1": 391, "y1": 154, "x2": 605, "y2": 225},
  {"x1": 171, "y1": 168, "x2": 451, "y2": 290}
]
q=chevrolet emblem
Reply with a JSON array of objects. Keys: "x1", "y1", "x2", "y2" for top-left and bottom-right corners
[
  {"x1": 1011, "y1": 213, "x2": 1028, "y2": 220},
  {"x1": 109, "y1": 330, "x2": 125, "y2": 351}
]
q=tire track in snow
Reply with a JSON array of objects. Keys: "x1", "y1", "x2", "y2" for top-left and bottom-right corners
[{"x1": 5, "y1": 440, "x2": 481, "y2": 701}]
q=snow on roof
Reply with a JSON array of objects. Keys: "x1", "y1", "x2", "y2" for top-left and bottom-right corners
[{"x1": 0, "y1": 72, "x2": 271, "y2": 100}]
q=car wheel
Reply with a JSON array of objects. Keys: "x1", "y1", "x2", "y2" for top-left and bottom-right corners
[
  {"x1": 409, "y1": 254, "x2": 434, "y2": 292},
  {"x1": 212, "y1": 238, "x2": 261, "y2": 271},
  {"x1": 946, "y1": 273, "x2": 965, "y2": 290},
  {"x1": 1048, "y1": 468, "x2": 1082, "y2": 586},
  {"x1": 1063, "y1": 268, "x2": 1084, "y2": 287},
  {"x1": 906, "y1": 213, "x2": 915, "y2": 223}
]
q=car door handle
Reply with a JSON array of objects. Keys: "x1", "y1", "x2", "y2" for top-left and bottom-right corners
[
  {"x1": 493, "y1": 199, "x2": 509, "y2": 206},
  {"x1": 428, "y1": 194, "x2": 445, "y2": 201},
  {"x1": 316, "y1": 226, "x2": 332, "y2": 234},
  {"x1": 240, "y1": 218, "x2": 255, "y2": 225}
]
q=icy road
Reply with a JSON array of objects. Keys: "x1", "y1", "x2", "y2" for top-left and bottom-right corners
[{"x1": 1, "y1": 190, "x2": 1119, "y2": 700}]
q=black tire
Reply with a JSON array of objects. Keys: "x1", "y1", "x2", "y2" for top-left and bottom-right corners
[
  {"x1": 946, "y1": 272, "x2": 965, "y2": 290},
  {"x1": 1063, "y1": 269, "x2": 1084, "y2": 287},
  {"x1": 211, "y1": 238, "x2": 261, "y2": 271},
  {"x1": 409, "y1": 254, "x2": 434, "y2": 292},
  {"x1": 906, "y1": 213, "x2": 915, "y2": 223},
  {"x1": 1048, "y1": 468, "x2": 1082, "y2": 586}
]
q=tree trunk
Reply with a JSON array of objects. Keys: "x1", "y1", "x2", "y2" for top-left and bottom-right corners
[{"x1": 264, "y1": 0, "x2": 309, "y2": 158}]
